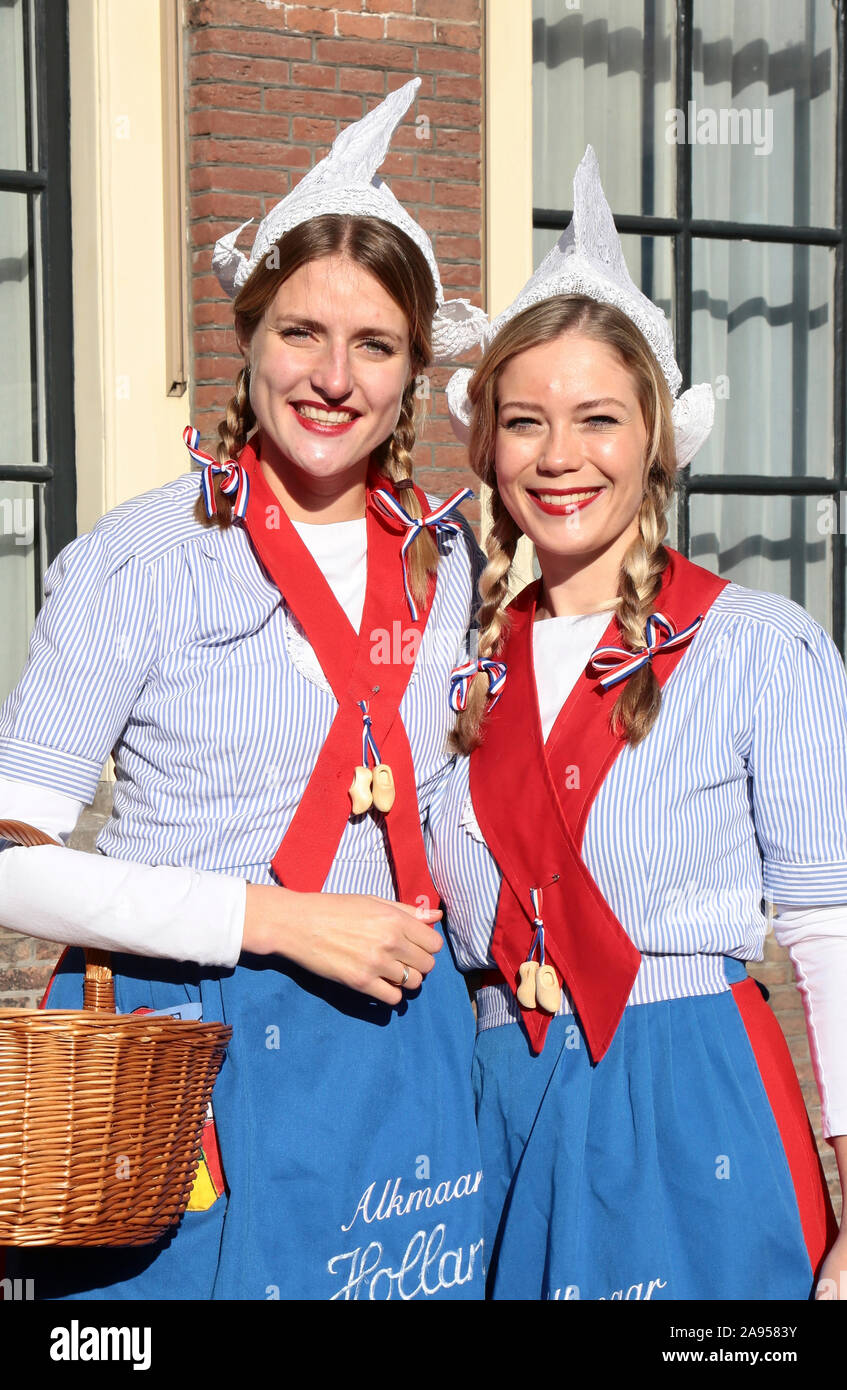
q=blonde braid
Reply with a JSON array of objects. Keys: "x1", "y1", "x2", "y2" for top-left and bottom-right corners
[
  {"x1": 450, "y1": 489, "x2": 522, "y2": 755},
  {"x1": 193, "y1": 365, "x2": 256, "y2": 530},
  {"x1": 378, "y1": 382, "x2": 439, "y2": 608},
  {"x1": 611, "y1": 463, "x2": 673, "y2": 744}
]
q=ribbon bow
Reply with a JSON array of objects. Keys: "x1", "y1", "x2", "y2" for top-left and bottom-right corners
[
  {"x1": 449, "y1": 656, "x2": 508, "y2": 712},
  {"x1": 371, "y1": 486, "x2": 474, "y2": 621},
  {"x1": 588, "y1": 611, "x2": 704, "y2": 690},
  {"x1": 184, "y1": 426, "x2": 250, "y2": 521}
]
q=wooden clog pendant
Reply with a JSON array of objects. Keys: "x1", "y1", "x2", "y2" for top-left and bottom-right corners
[
  {"x1": 516, "y1": 959, "x2": 539, "y2": 1009},
  {"x1": 349, "y1": 765, "x2": 373, "y2": 814},
  {"x1": 535, "y1": 963, "x2": 562, "y2": 1014},
  {"x1": 371, "y1": 763, "x2": 396, "y2": 813}
]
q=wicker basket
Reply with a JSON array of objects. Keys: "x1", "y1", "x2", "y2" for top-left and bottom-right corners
[{"x1": 0, "y1": 819, "x2": 232, "y2": 1246}]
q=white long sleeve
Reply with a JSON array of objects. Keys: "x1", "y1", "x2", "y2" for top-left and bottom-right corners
[
  {"x1": 772, "y1": 901, "x2": 847, "y2": 1140},
  {"x1": 0, "y1": 774, "x2": 245, "y2": 967}
]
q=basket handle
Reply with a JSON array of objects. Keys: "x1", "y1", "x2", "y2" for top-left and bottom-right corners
[{"x1": 0, "y1": 818, "x2": 116, "y2": 1013}]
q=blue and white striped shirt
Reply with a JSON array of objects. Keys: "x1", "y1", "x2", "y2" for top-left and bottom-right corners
[
  {"x1": 428, "y1": 583, "x2": 847, "y2": 1025},
  {"x1": 0, "y1": 471, "x2": 479, "y2": 902}
]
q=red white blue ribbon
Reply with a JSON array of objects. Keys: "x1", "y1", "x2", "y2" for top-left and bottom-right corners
[
  {"x1": 184, "y1": 426, "x2": 250, "y2": 521},
  {"x1": 449, "y1": 656, "x2": 508, "y2": 712},
  {"x1": 371, "y1": 486, "x2": 474, "y2": 621},
  {"x1": 357, "y1": 700, "x2": 382, "y2": 770},
  {"x1": 526, "y1": 887, "x2": 546, "y2": 965},
  {"x1": 587, "y1": 611, "x2": 704, "y2": 691}
]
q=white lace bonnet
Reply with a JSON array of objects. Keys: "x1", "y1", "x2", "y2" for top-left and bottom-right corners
[
  {"x1": 446, "y1": 146, "x2": 714, "y2": 467},
  {"x1": 212, "y1": 78, "x2": 487, "y2": 364}
]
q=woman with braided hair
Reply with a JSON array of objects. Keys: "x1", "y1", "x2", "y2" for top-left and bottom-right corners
[
  {"x1": 428, "y1": 149, "x2": 847, "y2": 1300},
  {"x1": 0, "y1": 83, "x2": 488, "y2": 1299}
]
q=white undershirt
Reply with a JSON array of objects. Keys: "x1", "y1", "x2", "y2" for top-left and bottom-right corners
[
  {"x1": 291, "y1": 517, "x2": 367, "y2": 632},
  {"x1": 532, "y1": 611, "x2": 610, "y2": 741}
]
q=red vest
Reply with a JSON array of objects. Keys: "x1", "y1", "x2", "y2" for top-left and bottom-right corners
[
  {"x1": 240, "y1": 435, "x2": 439, "y2": 907},
  {"x1": 470, "y1": 549, "x2": 728, "y2": 1060}
]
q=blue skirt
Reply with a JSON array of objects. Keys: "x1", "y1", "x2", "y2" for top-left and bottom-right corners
[
  {"x1": 473, "y1": 970, "x2": 835, "y2": 1301},
  {"x1": 9, "y1": 938, "x2": 485, "y2": 1301}
]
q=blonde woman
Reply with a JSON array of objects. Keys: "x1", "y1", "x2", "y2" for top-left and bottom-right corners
[{"x1": 428, "y1": 151, "x2": 847, "y2": 1300}]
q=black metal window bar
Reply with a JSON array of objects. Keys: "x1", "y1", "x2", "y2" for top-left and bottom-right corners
[
  {"x1": 533, "y1": 0, "x2": 847, "y2": 653},
  {"x1": 0, "y1": 0, "x2": 76, "y2": 613}
]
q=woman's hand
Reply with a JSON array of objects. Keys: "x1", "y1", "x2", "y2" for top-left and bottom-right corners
[
  {"x1": 242, "y1": 884, "x2": 444, "y2": 1005},
  {"x1": 815, "y1": 1134, "x2": 847, "y2": 1299},
  {"x1": 816, "y1": 1226, "x2": 847, "y2": 1299}
]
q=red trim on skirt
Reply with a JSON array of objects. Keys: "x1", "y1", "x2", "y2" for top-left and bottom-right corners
[{"x1": 731, "y1": 976, "x2": 838, "y2": 1276}]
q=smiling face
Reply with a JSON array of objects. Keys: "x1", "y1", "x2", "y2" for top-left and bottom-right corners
[
  {"x1": 494, "y1": 331, "x2": 652, "y2": 604},
  {"x1": 238, "y1": 253, "x2": 413, "y2": 518}
]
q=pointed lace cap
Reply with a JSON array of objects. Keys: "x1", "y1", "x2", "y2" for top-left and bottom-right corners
[
  {"x1": 212, "y1": 78, "x2": 487, "y2": 363},
  {"x1": 447, "y1": 146, "x2": 714, "y2": 465}
]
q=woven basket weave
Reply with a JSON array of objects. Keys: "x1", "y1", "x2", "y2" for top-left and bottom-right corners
[{"x1": 0, "y1": 819, "x2": 232, "y2": 1246}]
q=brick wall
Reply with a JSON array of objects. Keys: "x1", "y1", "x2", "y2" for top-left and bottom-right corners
[{"x1": 186, "y1": 0, "x2": 483, "y2": 526}]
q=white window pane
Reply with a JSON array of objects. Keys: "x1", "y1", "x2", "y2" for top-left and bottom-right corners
[
  {"x1": 689, "y1": 493, "x2": 830, "y2": 631},
  {"x1": 0, "y1": 0, "x2": 31, "y2": 171},
  {"x1": 691, "y1": 239, "x2": 833, "y2": 478},
  {"x1": 533, "y1": 0, "x2": 676, "y2": 218},
  {"x1": 0, "y1": 191, "x2": 36, "y2": 465},
  {"x1": 692, "y1": 0, "x2": 835, "y2": 227},
  {"x1": 0, "y1": 482, "x2": 38, "y2": 702}
]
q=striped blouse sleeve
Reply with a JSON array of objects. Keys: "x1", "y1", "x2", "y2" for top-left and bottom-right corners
[
  {"x1": 749, "y1": 617, "x2": 847, "y2": 905},
  {"x1": 0, "y1": 527, "x2": 157, "y2": 803}
]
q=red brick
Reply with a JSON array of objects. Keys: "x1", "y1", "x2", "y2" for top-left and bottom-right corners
[
  {"x1": 416, "y1": 0, "x2": 479, "y2": 19},
  {"x1": 264, "y1": 88, "x2": 363, "y2": 118},
  {"x1": 417, "y1": 153, "x2": 479, "y2": 179},
  {"x1": 436, "y1": 74, "x2": 483, "y2": 100},
  {"x1": 381, "y1": 151, "x2": 415, "y2": 175},
  {"x1": 435, "y1": 22, "x2": 482, "y2": 50},
  {"x1": 432, "y1": 235, "x2": 480, "y2": 260},
  {"x1": 191, "y1": 138, "x2": 312, "y2": 167},
  {"x1": 0, "y1": 966, "x2": 58, "y2": 992},
  {"x1": 291, "y1": 63, "x2": 337, "y2": 89},
  {"x1": 434, "y1": 128, "x2": 480, "y2": 153},
  {"x1": 190, "y1": 82, "x2": 263, "y2": 111},
  {"x1": 191, "y1": 52, "x2": 288, "y2": 85},
  {"x1": 291, "y1": 116, "x2": 339, "y2": 144},
  {"x1": 315, "y1": 39, "x2": 415, "y2": 71},
  {"x1": 190, "y1": 191, "x2": 259, "y2": 220},
  {"x1": 436, "y1": 181, "x2": 481, "y2": 209},
  {"x1": 188, "y1": 0, "x2": 335, "y2": 24},
  {"x1": 385, "y1": 16, "x2": 435, "y2": 42},
  {"x1": 389, "y1": 72, "x2": 434, "y2": 97},
  {"x1": 418, "y1": 98, "x2": 480, "y2": 128},
  {"x1": 189, "y1": 108, "x2": 291, "y2": 140},
  {"x1": 192, "y1": 274, "x2": 227, "y2": 301},
  {"x1": 194, "y1": 301, "x2": 234, "y2": 327},
  {"x1": 339, "y1": 67, "x2": 387, "y2": 95},
  {"x1": 417, "y1": 206, "x2": 479, "y2": 234},
  {"x1": 388, "y1": 177, "x2": 434, "y2": 204},
  {"x1": 196, "y1": 354, "x2": 242, "y2": 380},
  {"x1": 190, "y1": 27, "x2": 311, "y2": 61},
  {"x1": 195, "y1": 328, "x2": 239, "y2": 355},
  {"x1": 195, "y1": 384, "x2": 231, "y2": 409},
  {"x1": 191, "y1": 164, "x2": 288, "y2": 195},
  {"x1": 286, "y1": 6, "x2": 335, "y2": 36},
  {"x1": 417, "y1": 47, "x2": 480, "y2": 75},
  {"x1": 33, "y1": 939, "x2": 64, "y2": 960},
  {"x1": 366, "y1": 0, "x2": 413, "y2": 11},
  {"x1": 335, "y1": 13, "x2": 385, "y2": 40}
]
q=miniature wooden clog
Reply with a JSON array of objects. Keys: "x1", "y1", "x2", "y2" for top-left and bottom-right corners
[
  {"x1": 516, "y1": 959, "x2": 539, "y2": 1009},
  {"x1": 349, "y1": 765, "x2": 373, "y2": 814},
  {"x1": 535, "y1": 963, "x2": 562, "y2": 1014},
  {"x1": 371, "y1": 763, "x2": 396, "y2": 813}
]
